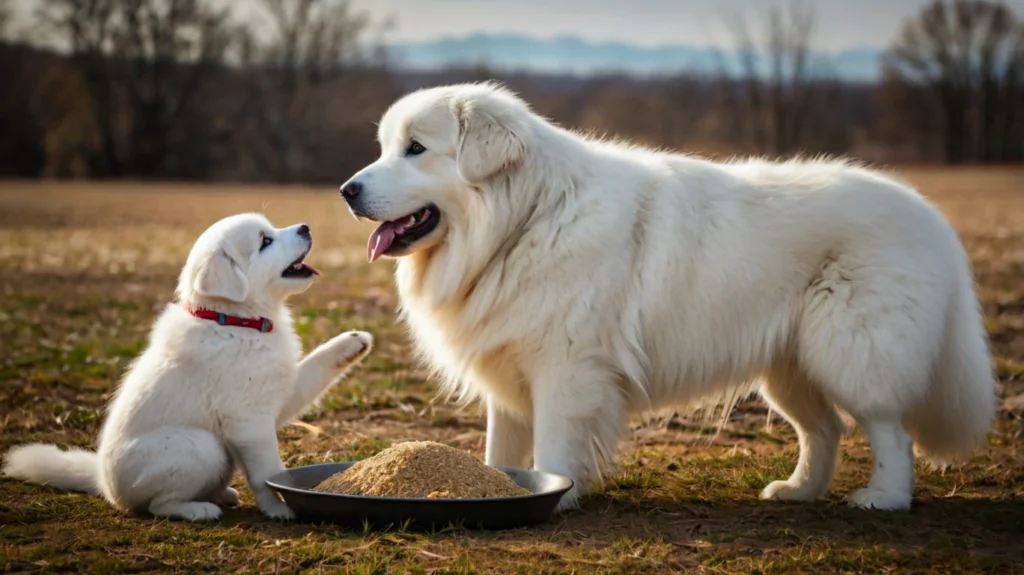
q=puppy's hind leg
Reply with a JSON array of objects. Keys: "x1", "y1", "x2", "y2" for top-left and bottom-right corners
[
  {"x1": 203, "y1": 486, "x2": 239, "y2": 507},
  {"x1": 277, "y1": 331, "x2": 374, "y2": 428},
  {"x1": 110, "y1": 427, "x2": 231, "y2": 522}
]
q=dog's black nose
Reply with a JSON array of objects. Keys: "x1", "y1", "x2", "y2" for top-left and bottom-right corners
[
  {"x1": 341, "y1": 181, "x2": 362, "y2": 200},
  {"x1": 297, "y1": 224, "x2": 310, "y2": 238}
]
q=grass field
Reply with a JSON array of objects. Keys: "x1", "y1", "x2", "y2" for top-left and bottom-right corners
[{"x1": 1, "y1": 168, "x2": 1023, "y2": 574}]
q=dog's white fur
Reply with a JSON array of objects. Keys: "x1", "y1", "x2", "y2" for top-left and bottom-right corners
[
  {"x1": 341, "y1": 82, "x2": 996, "y2": 512},
  {"x1": 3, "y1": 213, "x2": 372, "y2": 521}
]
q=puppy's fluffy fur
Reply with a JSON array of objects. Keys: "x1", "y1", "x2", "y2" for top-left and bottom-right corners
[
  {"x1": 3, "y1": 213, "x2": 372, "y2": 521},
  {"x1": 341, "y1": 82, "x2": 996, "y2": 511}
]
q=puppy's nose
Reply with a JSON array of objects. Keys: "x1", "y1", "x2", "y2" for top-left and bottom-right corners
[
  {"x1": 297, "y1": 224, "x2": 310, "y2": 238},
  {"x1": 340, "y1": 181, "x2": 362, "y2": 200}
]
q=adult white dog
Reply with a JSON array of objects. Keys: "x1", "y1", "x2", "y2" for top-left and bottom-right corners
[
  {"x1": 3, "y1": 213, "x2": 372, "y2": 521},
  {"x1": 339, "y1": 82, "x2": 995, "y2": 511}
]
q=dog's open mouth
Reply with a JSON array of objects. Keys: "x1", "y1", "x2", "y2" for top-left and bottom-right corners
[
  {"x1": 282, "y1": 250, "x2": 320, "y2": 279},
  {"x1": 367, "y1": 204, "x2": 441, "y2": 263}
]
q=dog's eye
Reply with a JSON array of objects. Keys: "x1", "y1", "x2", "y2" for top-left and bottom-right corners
[
  {"x1": 260, "y1": 235, "x2": 273, "y2": 251},
  {"x1": 405, "y1": 141, "x2": 426, "y2": 156}
]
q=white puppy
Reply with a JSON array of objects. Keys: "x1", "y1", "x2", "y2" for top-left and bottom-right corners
[
  {"x1": 339, "y1": 82, "x2": 996, "y2": 511},
  {"x1": 3, "y1": 213, "x2": 372, "y2": 521}
]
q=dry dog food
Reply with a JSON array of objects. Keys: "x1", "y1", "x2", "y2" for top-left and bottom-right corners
[{"x1": 314, "y1": 441, "x2": 531, "y2": 499}]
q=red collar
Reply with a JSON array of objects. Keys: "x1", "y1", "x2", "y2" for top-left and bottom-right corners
[{"x1": 186, "y1": 307, "x2": 274, "y2": 333}]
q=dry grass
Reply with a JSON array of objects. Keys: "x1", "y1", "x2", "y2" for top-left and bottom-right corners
[{"x1": 1, "y1": 167, "x2": 1023, "y2": 574}]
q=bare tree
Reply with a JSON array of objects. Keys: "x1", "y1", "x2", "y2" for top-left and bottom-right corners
[
  {"x1": 259, "y1": 0, "x2": 379, "y2": 84},
  {"x1": 244, "y1": 0, "x2": 391, "y2": 181},
  {"x1": 718, "y1": 1, "x2": 848, "y2": 156},
  {"x1": 0, "y1": 45, "x2": 53, "y2": 177},
  {"x1": 0, "y1": 0, "x2": 11, "y2": 37},
  {"x1": 35, "y1": 0, "x2": 237, "y2": 176},
  {"x1": 883, "y1": 0, "x2": 1024, "y2": 163}
]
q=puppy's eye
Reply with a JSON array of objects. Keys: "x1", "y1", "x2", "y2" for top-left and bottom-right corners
[
  {"x1": 405, "y1": 141, "x2": 426, "y2": 156},
  {"x1": 260, "y1": 235, "x2": 273, "y2": 251}
]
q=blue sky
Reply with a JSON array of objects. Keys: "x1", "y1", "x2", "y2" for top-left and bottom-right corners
[{"x1": 344, "y1": 0, "x2": 1023, "y2": 52}]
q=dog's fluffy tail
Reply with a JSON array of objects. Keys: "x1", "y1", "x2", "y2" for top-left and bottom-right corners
[
  {"x1": 2, "y1": 443, "x2": 101, "y2": 495},
  {"x1": 906, "y1": 278, "x2": 997, "y2": 467}
]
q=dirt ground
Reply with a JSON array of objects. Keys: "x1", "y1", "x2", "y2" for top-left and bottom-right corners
[{"x1": 1, "y1": 167, "x2": 1023, "y2": 574}]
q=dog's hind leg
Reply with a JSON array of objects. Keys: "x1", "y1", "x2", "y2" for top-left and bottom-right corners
[
  {"x1": 842, "y1": 416, "x2": 914, "y2": 510},
  {"x1": 108, "y1": 427, "x2": 231, "y2": 521},
  {"x1": 796, "y1": 257, "x2": 944, "y2": 511},
  {"x1": 758, "y1": 361, "x2": 843, "y2": 502}
]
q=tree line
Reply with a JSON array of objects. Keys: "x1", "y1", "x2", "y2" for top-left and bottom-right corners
[{"x1": 0, "y1": 0, "x2": 1021, "y2": 182}]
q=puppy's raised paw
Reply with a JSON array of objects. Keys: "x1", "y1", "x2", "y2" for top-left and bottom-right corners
[{"x1": 327, "y1": 331, "x2": 373, "y2": 369}]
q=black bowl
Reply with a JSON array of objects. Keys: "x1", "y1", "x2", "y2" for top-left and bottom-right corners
[{"x1": 265, "y1": 462, "x2": 573, "y2": 530}]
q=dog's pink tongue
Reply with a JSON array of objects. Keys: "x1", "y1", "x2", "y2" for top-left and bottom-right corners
[{"x1": 368, "y1": 221, "x2": 399, "y2": 263}]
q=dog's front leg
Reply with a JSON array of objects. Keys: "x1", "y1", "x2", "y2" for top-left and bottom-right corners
[
  {"x1": 485, "y1": 395, "x2": 533, "y2": 468},
  {"x1": 225, "y1": 418, "x2": 295, "y2": 520},
  {"x1": 276, "y1": 331, "x2": 373, "y2": 428},
  {"x1": 530, "y1": 359, "x2": 627, "y2": 512}
]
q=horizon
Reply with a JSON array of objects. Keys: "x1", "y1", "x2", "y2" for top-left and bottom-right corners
[
  {"x1": 349, "y1": 0, "x2": 943, "y2": 52},
  {"x1": 388, "y1": 30, "x2": 884, "y2": 55},
  {"x1": 385, "y1": 32, "x2": 886, "y2": 80}
]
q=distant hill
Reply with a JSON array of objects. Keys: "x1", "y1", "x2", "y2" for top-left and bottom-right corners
[{"x1": 389, "y1": 33, "x2": 883, "y2": 81}]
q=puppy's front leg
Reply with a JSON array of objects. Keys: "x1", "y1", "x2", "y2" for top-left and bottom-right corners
[
  {"x1": 276, "y1": 331, "x2": 373, "y2": 428},
  {"x1": 225, "y1": 419, "x2": 295, "y2": 520}
]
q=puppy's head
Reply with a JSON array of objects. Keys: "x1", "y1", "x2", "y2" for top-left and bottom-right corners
[
  {"x1": 177, "y1": 213, "x2": 319, "y2": 308},
  {"x1": 340, "y1": 82, "x2": 534, "y2": 263}
]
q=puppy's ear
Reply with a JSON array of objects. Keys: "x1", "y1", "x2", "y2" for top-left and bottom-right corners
[
  {"x1": 452, "y1": 93, "x2": 530, "y2": 184},
  {"x1": 192, "y1": 250, "x2": 249, "y2": 303}
]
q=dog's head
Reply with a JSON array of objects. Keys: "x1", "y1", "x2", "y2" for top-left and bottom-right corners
[
  {"x1": 177, "y1": 213, "x2": 320, "y2": 309},
  {"x1": 340, "y1": 82, "x2": 535, "y2": 263}
]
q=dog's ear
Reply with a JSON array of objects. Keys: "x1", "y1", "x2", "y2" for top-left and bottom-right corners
[
  {"x1": 452, "y1": 93, "x2": 530, "y2": 184},
  {"x1": 192, "y1": 250, "x2": 249, "y2": 303}
]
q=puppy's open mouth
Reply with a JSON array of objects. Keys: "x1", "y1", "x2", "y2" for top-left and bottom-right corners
[
  {"x1": 367, "y1": 204, "x2": 441, "y2": 263},
  {"x1": 282, "y1": 250, "x2": 321, "y2": 279}
]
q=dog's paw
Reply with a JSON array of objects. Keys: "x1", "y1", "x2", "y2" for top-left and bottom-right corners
[
  {"x1": 759, "y1": 480, "x2": 822, "y2": 502},
  {"x1": 153, "y1": 501, "x2": 223, "y2": 522},
  {"x1": 260, "y1": 499, "x2": 296, "y2": 521},
  {"x1": 553, "y1": 485, "x2": 583, "y2": 514},
  {"x1": 845, "y1": 487, "x2": 912, "y2": 511},
  {"x1": 327, "y1": 331, "x2": 373, "y2": 369}
]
